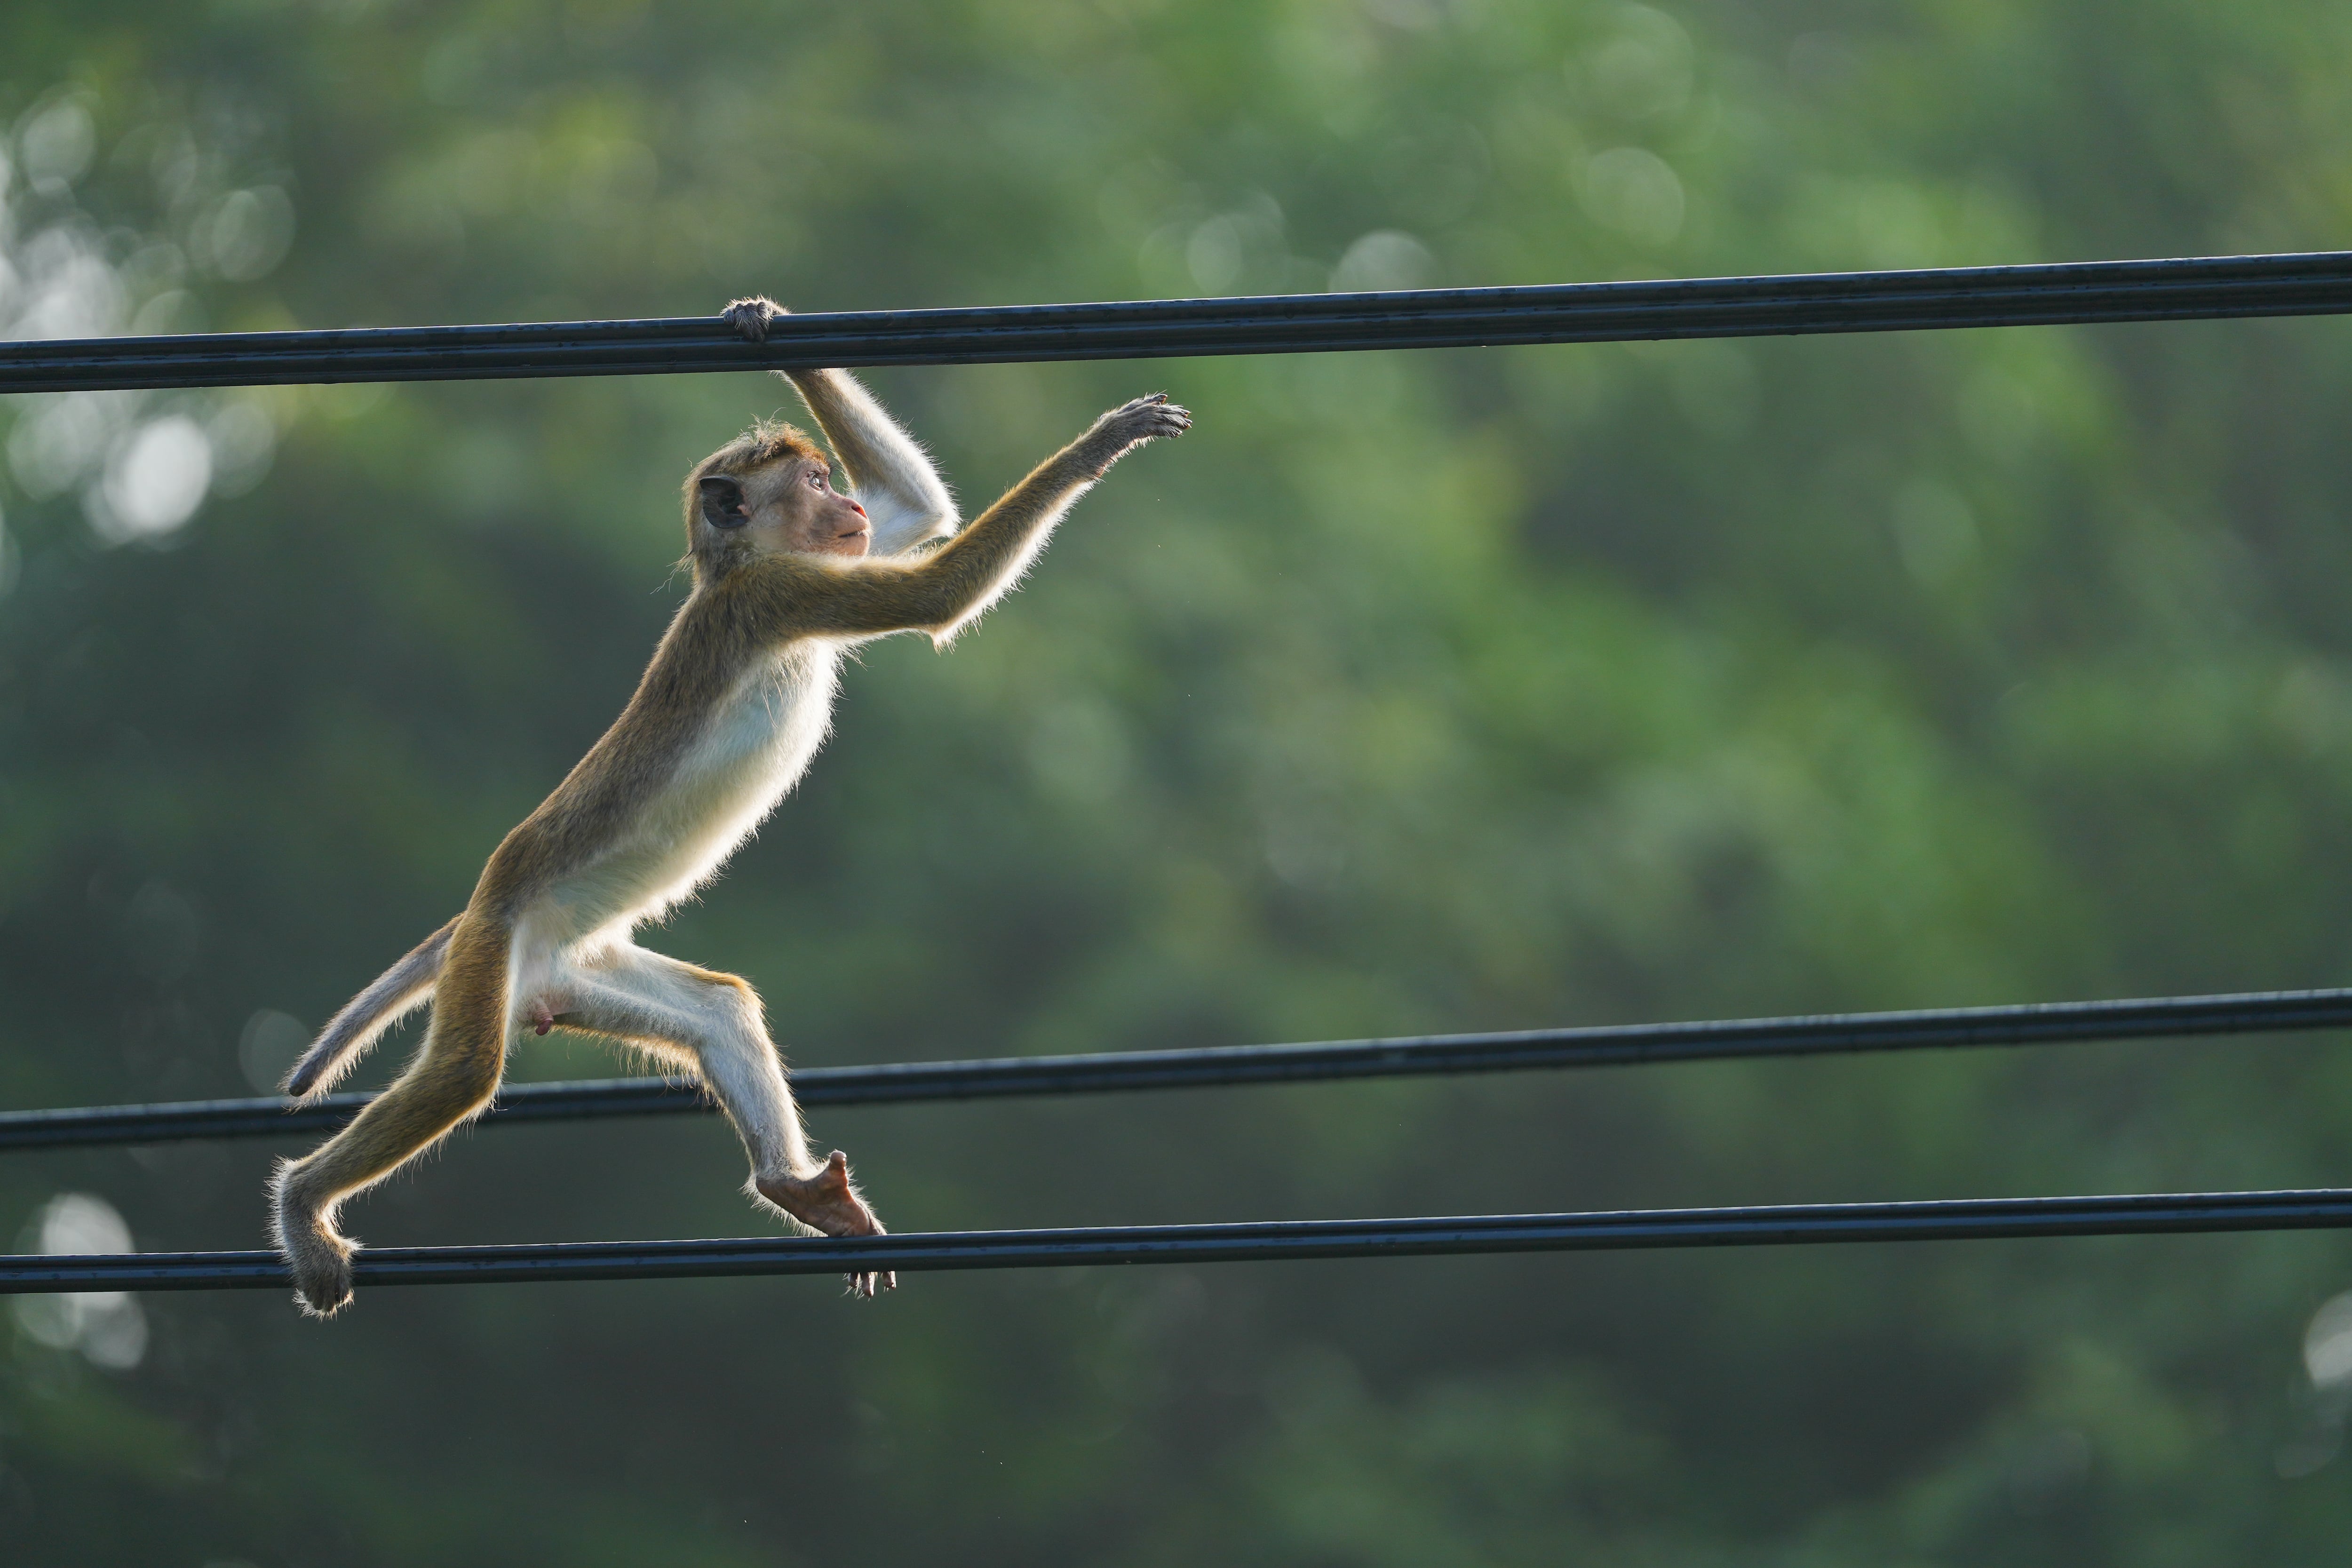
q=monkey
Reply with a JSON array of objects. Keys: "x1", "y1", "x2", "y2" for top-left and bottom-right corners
[{"x1": 268, "y1": 295, "x2": 1190, "y2": 1315}]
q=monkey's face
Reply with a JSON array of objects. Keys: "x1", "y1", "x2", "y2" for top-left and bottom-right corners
[
  {"x1": 760, "y1": 457, "x2": 872, "y2": 560},
  {"x1": 695, "y1": 458, "x2": 872, "y2": 566}
]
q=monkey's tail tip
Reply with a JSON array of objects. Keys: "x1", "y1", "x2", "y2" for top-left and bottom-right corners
[
  {"x1": 281, "y1": 1029, "x2": 361, "y2": 1101},
  {"x1": 283, "y1": 915, "x2": 461, "y2": 1101}
]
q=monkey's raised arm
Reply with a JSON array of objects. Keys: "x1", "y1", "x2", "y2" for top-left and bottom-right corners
[
  {"x1": 723, "y1": 295, "x2": 959, "y2": 556},
  {"x1": 739, "y1": 393, "x2": 1189, "y2": 645}
]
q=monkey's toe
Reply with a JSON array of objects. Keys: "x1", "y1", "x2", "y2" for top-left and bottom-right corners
[{"x1": 845, "y1": 1265, "x2": 897, "y2": 1299}]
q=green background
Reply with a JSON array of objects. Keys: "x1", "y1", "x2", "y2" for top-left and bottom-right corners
[{"x1": 8, "y1": 0, "x2": 2352, "y2": 1560}]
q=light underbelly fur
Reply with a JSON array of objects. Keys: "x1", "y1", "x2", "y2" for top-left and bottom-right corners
[{"x1": 531, "y1": 643, "x2": 841, "y2": 947}]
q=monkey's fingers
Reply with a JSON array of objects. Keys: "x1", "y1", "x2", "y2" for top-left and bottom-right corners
[
  {"x1": 722, "y1": 296, "x2": 787, "y2": 343},
  {"x1": 1097, "y1": 397, "x2": 1192, "y2": 448},
  {"x1": 1132, "y1": 404, "x2": 1192, "y2": 440}
]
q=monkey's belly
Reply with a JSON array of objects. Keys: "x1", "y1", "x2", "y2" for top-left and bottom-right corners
[{"x1": 539, "y1": 646, "x2": 841, "y2": 941}]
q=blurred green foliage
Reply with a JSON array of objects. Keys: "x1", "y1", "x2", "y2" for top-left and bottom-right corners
[{"x1": 8, "y1": 0, "x2": 2352, "y2": 1560}]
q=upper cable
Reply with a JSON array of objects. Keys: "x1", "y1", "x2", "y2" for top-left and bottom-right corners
[{"x1": 7, "y1": 252, "x2": 2352, "y2": 392}]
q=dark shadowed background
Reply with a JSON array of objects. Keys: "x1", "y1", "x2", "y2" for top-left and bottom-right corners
[{"x1": 9, "y1": 0, "x2": 2352, "y2": 1561}]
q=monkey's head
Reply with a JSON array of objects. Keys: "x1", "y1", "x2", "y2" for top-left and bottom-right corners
[{"x1": 683, "y1": 419, "x2": 873, "y2": 582}]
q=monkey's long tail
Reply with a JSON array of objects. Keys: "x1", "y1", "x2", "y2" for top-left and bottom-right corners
[{"x1": 285, "y1": 915, "x2": 461, "y2": 1100}]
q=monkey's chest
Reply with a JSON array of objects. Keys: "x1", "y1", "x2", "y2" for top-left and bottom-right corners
[
  {"x1": 660, "y1": 647, "x2": 840, "y2": 836},
  {"x1": 564, "y1": 646, "x2": 842, "y2": 928}
]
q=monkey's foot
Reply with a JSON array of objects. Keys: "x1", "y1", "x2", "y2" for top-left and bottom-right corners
[
  {"x1": 756, "y1": 1151, "x2": 896, "y2": 1299},
  {"x1": 276, "y1": 1209, "x2": 356, "y2": 1318}
]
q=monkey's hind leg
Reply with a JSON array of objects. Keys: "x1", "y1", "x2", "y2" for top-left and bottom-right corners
[
  {"x1": 551, "y1": 943, "x2": 894, "y2": 1297},
  {"x1": 271, "y1": 915, "x2": 514, "y2": 1316}
]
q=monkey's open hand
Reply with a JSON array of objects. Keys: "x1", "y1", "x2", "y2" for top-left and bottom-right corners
[
  {"x1": 723, "y1": 295, "x2": 787, "y2": 343},
  {"x1": 1080, "y1": 392, "x2": 1192, "y2": 474},
  {"x1": 757, "y1": 1151, "x2": 896, "y2": 1298}
]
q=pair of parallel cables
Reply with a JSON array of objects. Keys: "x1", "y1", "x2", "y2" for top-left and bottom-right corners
[{"x1": 9, "y1": 252, "x2": 2352, "y2": 1293}]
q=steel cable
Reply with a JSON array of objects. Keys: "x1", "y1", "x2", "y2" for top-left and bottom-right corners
[
  {"x1": 7, "y1": 252, "x2": 2352, "y2": 393},
  {"x1": 7, "y1": 1187, "x2": 2350, "y2": 1293},
  {"x1": 5, "y1": 986, "x2": 2348, "y2": 1152}
]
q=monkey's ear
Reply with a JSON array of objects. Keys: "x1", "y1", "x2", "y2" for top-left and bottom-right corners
[{"x1": 697, "y1": 475, "x2": 749, "y2": 530}]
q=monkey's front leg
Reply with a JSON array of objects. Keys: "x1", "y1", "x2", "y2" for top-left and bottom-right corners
[{"x1": 551, "y1": 944, "x2": 896, "y2": 1297}]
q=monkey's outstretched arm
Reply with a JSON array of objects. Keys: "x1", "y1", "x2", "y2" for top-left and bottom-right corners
[
  {"x1": 739, "y1": 394, "x2": 1189, "y2": 645},
  {"x1": 723, "y1": 295, "x2": 958, "y2": 556}
]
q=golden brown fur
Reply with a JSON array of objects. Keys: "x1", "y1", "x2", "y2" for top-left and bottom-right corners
[{"x1": 269, "y1": 338, "x2": 1187, "y2": 1316}]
